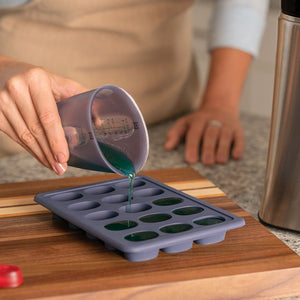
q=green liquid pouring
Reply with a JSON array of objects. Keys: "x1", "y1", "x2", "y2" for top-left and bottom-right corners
[{"x1": 98, "y1": 142, "x2": 136, "y2": 215}]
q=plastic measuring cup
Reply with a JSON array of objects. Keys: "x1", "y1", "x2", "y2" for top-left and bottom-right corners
[{"x1": 57, "y1": 85, "x2": 149, "y2": 176}]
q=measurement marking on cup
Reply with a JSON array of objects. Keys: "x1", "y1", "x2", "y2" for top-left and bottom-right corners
[{"x1": 88, "y1": 132, "x2": 94, "y2": 140}]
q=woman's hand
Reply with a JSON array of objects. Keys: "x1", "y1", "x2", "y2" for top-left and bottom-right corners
[
  {"x1": 164, "y1": 104, "x2": 244, "y2": 165},
  {"x1": 164, "y1": 48, "x2": 251, "y2": 165},
  {"x1": 0, "y1": 56, "x2": 88, "y2": 175}
]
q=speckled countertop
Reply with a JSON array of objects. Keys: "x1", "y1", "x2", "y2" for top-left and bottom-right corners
[{"x1": 1, "y1": 113, "x2": 299, "y2": 261}]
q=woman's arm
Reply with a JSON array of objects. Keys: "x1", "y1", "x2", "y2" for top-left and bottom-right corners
[
  {"x1": 165, "y1": 47, "x2": 251, "y2": 165},
  {"x1": 164, "y1": 0, "x2": 269, "y2": 165}
]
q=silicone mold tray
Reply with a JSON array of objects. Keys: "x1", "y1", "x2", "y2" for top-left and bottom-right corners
[{"x1": 34, "y1": 175, "x2": 245, "y2": 262}]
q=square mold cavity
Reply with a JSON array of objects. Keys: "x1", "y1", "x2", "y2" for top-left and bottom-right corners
[{"x1": 34, "y1": 175, "x2": 245, "y2": 262}]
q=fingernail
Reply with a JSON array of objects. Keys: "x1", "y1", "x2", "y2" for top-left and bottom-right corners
[
  {"x1": 55, "y1": 152, "x2": 65, "y2": 164},
  {"x1": 164, "y1": 142, "x2": 171, "y2": 150},
  {"x1": 203, "y1": 154, "x2": 214, "y2": 165},
  {"x1": 164, "y1": 140, "x2": 173, "y2": 149},
  {"x1": 53, "y1": 162, "x2": 66, "y2": 175},
  {"x1": 218, "y1": 154, "x2": 227, "y2": 163},
  {"x1": 187, "y1": 155, "x2": 198, "y2": 164},
  {"x1": 232, "y1": 151, "x2": 242, "y2": 159}
]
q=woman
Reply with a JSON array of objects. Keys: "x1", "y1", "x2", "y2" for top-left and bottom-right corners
[{"x1": 0, "y1": 0, "x2": 269, "y2": 174}]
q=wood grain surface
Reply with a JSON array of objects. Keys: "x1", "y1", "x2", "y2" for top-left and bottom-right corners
[{"x1": 1, "y1": 167, "x2": 300, "y2": 300}]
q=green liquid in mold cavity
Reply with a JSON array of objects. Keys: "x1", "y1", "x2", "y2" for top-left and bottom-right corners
[
  {"x1": 125, "y1": 231, "x2": 158, "y2": 242},
  {"x1": 173, "y1": 207, "x2": 204, "y2": 215},
  {"x1": 160, "y1": 224, "x2": 193, "y2": 234},
  {"x1": 153, "y1": 197, "x2": 183, "y2": 206},
  {"x1": 105, "y1": 220, "x2": 137, "y2": 231},
  {"x1": 194, "y1": 217, "x2": 225, "y2": 226},
  {"x1": 140, "y1": 213, "x2": 172, "y2": 223}
]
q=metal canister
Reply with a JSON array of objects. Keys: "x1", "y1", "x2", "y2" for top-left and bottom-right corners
[{"x1": 259, "y1": 0, "x2": 300, "y2": 231}]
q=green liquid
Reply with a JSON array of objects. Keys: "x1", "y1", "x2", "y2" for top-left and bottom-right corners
[
  {"x1": 98, "y1": 142, "x2": 135, "y2": 177},
  {"x1": 194, "y1": 217, "x2": 225, "y2": 226},
  {"x1": 125, "y1": 231, "x2": 158, "y2": 242},
  {"x1": 160, "y1": 224, "x2": 193, "y2": 234},
  {"x1": 127, "y1": 173, "x2": 135, "y2": 213},
  {"x1": 105, "y1": 220, "x2": 137, "y2": 231},
  {"x1": 173, "y1": 207, "x2": 204, "y2": 215},
  {"x1": 139, "y1": 213, "x2": 172, "y2": 223},
  {"x1": 153, "y1": 197, "x2": 183, "y2": 206},
  {"x1": 98, "y1": 142, "x2": 136, "y2": 213}
]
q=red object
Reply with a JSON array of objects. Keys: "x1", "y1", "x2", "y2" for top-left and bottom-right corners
[{"x1": 0, "y1": 265, "x2": 23, "y2": 288}]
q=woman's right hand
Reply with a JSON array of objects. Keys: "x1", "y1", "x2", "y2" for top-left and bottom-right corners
[{"x1": 0, "y1": 55, "x2": 88, "y2": 175}]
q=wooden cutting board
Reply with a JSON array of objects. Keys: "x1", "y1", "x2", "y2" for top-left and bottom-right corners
[{"x1": 1, "y1": 167, "x2": 300, "y2": 299}]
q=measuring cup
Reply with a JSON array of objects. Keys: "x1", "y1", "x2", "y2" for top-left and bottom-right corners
[{"x1": 57, "y1": 85, "x2": 149, "y2": 176}]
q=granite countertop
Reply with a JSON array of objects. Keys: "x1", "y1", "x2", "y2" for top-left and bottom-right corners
[{"x1": 0, "y1": 113, "x2": 299, "y2": 258}]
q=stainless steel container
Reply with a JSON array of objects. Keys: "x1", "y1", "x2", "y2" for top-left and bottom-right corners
[{"x1": 259, "y1": 0, "x2": 300, "y2": 231}]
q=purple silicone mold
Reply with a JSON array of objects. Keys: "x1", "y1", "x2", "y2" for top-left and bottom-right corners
[{"x1": 34, "y1": 175, "x2": 245, "y2": 262}]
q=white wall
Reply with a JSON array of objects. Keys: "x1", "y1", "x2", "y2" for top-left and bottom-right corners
[{"x1": 192, "y1": 1, "x2": 280, "y2": 118}]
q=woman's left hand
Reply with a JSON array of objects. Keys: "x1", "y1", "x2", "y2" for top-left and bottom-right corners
[{"x1": 164, "y1": 104, "x2": 244, "y2": 165}]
